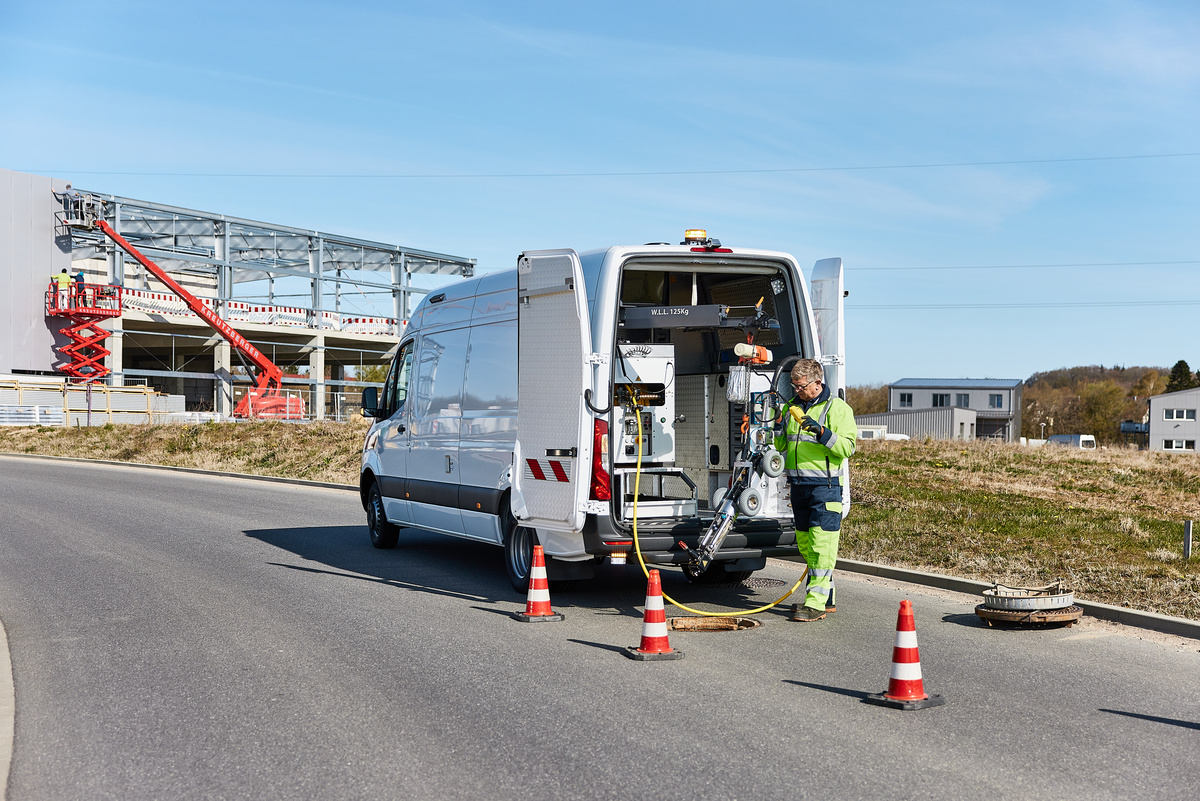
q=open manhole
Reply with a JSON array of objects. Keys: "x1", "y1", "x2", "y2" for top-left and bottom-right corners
[{"x1": 667, "y1": 616, "x2": 762, "y2": 632}]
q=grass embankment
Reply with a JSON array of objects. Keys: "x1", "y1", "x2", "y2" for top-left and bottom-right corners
[
  {"x1": 847, "y1": 440, "x2": 1200, "y2": 620},
  {"x1": 2, "y1": 424, "x2": 1197, "y2": 619},
  {"x1": 0, "y1": 420, "x2": 368, "y2": 486}
]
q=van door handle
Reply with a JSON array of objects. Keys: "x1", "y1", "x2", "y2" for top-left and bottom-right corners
[{"x1": 445, "y1": 455, "x2": 454, "y2": 473}]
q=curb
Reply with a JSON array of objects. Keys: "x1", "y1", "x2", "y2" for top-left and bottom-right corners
[
  {"x1": 0, "y1": 451, "x2": 358, "y2": 493},
  {"x1": 0, "y1": 617, "x2": 11, "y2": 801},
  {"x1": 830, "y1": 557, "x2": 1200, "y2": 641}
]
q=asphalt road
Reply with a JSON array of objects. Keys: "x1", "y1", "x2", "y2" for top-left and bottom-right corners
[{"x1": 1, "y1": 455, "x2": 1198, "y2": 800}]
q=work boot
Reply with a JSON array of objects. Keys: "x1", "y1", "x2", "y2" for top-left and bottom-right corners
[{"x1": 790, "y1": 604, "x2": 826, "y2": 622}]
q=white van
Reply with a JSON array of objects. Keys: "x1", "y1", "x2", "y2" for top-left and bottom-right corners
[
  {"x1": 359, "y1": 231, "x2": 847, "y2": 590},
  {"x1": 1046, "y1": 434, "x2": 1097, "y2": 449}
]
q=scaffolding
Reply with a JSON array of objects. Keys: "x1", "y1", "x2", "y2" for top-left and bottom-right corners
[{"x1": 57, "y1": 192, "x2": 475, "y2": 419}]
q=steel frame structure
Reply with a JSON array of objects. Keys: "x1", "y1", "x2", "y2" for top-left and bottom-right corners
[{"x1": 60, "y1": 192, "x2": 475, "y2": 417}]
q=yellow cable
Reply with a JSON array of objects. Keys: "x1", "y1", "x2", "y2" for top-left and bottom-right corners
[{"x1": 629, "y1": 398, "x2": 806, "y2": 616}]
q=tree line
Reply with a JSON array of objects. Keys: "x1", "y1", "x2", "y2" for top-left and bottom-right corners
[{"x1": 846, "y1": 361, "x2": 1200, "y2": 445}]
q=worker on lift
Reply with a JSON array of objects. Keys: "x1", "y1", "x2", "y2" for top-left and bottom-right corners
[
  {"x1": 54, "y1": 268, "x2": 71, "y2": 309},
  {"x1": 773, "y1": 358, "x2": 857, "y2": 622}
]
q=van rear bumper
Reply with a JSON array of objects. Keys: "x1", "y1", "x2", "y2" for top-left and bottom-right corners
[{"x1": 580, "y1": 514, "x2": 797, "y2": 563}]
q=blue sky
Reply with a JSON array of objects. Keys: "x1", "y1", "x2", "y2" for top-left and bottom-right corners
[{"x1": 3, "y1": 0, "x2": 1198, "y2": 385}]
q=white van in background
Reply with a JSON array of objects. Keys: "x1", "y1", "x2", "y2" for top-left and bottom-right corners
[
  {"x1": 358, "y1": 231, "x2": 847, "y2": 591},
  {"x1": 1046, "y1": 434, "x2": 1097, "y2": 449}
]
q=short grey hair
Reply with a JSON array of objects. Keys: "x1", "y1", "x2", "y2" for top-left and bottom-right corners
[{"x1": 790, "y1": 359, "x2": 824, "y2": 387}]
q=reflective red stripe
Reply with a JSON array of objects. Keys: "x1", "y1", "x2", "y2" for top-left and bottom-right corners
[
  {"x1": 526, "y1": 459, "x2": 546, "y2": 481},
  {"x1": 548, "y1": 460, "x2": 569, "y2": 482}
]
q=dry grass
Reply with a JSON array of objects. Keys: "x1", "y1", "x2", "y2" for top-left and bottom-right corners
[
  {"x1": 3, "y1": 424, "x2": 1198, "y2": 619},
  {"x1": 847, "y1": 439, "x2": 1200, "y2": 620},
  {"x1": 0, "y1": 419, "x2": 369, "y2": 485}
]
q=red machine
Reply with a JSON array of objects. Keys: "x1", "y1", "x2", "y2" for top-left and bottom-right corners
[
  {"x1": 45, "y1": 280, "x2": 123, "y2": 381},
  {"x1": 92, "y1": 219, "x2": 306, "y2": 419},
  {"x1": 50, "y1": 198, "x2": 305, "y2": 418}
]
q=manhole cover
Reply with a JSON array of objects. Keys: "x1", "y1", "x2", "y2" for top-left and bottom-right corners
[
  {"x1": 708, "y1": 577, "x2": 788, "y2": 589},
  {"x1": 667, "y1": 616, "x2": 762, "y2": 632},
  {"x1": 974, "y1": 603, "x2": 1084, "y2": 627}
]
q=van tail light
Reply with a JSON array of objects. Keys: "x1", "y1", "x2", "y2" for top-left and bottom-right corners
[{"x1": 589, "y1": 419, "x2": 611, "y2": 501}]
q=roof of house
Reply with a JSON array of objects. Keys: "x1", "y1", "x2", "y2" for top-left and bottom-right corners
[
  {"x1": 1149, "y1": 386, "x2": 1200, "y2": 401},
  {"x1": 891, "y1": 378, "x2": 1024, "y2": 389}
]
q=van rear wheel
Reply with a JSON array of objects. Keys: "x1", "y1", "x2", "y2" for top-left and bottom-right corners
[
  {"x1": 366, "y1": 482, "x2": 400, "y2": 549},
  {"x1": 505, "y1": 524, "x2": 536, "y2": 593}
]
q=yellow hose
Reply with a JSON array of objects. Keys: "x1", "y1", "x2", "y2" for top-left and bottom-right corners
[{"x1": 629, "y1": 398, "x2": 806, "y2": 616}]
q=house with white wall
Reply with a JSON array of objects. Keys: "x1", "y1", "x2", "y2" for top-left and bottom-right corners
[
  {"x1": 1148, "y1": 387, "x2": 1200, "y2": 453},
  {"x1": 887, "y1": 378, "x2": 1023, "y2": 442}
]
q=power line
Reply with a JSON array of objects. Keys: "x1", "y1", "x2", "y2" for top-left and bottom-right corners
[
  {"x1": 855, "y1": 299, "x2": 1200, "y2": 310},
  {"x1": 24, "y1": 150, "x2": 1200, "y2": 180},
  {"x1": 851, "y1": 260, "x2": 1200, "y2": 272}
]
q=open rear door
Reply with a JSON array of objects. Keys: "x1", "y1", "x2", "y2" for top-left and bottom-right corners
[
  {"x1": 810, "y1": 257, "x2": 846, "y2": 395},
  {"x1": 810, "y1": 257, "x2": 851, "y2": 518},
  {"x1": 513, "y1": 249, "x2": 593, "y2": 533}
]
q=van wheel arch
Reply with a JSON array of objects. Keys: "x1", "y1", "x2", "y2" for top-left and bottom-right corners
[
  {"x1": 366, "y1": 480, "x2": 400, "y2": 549},
  {"x1": 501, "y1": 494, "x2": 536, "y2": 593}
]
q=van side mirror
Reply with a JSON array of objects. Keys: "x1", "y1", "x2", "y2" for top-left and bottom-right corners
[{"x1": 361, "y1": 386, "x2": 379, "y2": 418}]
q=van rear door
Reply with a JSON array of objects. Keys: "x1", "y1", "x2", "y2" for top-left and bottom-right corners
[
  {"x1": 810, "y1": 257, "x2": 845, "y2": 394},
  {"x1": 513, "y1": 249, "x2": 593, "y2": 533}
]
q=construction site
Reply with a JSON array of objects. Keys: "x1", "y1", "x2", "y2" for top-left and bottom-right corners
[{"x1": 0, "y1": 167, "x2": 475, "y2": 424}]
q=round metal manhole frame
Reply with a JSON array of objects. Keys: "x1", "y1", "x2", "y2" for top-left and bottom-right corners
[
  {"x1": 974, "y1": 603, "x2": 1084, "y2": 627},
  {"x1": 981, "y1": 583, "x2": 1075, "y2": 611},
  {"x1": 667, "y1": 616, "x2": 763, "y2": 632}
]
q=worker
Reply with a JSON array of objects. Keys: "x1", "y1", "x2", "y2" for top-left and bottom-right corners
[
  {"x1": 773, "y1": 358, "x2": 857, "y2": 622},
  {"x1": 74, "y1": 270, "x2": 88, "y2": 306},
  {"x1": 55, "y1": 268, "x2": 71, "y2": 309},
  {"x1": 62, "y1": 183, "x2": 79, "y2": 218}
]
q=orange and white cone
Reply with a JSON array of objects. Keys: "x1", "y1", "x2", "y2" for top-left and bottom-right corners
[
  {"x1": 511, "y1": 545, "x2": 563, "y2": 622},
  {"x1": 624, "y1": 569, "x2": 683, "y2": 661},
  {"x1": 866, "y1": 600, "x2": 945, "y2": 710}
]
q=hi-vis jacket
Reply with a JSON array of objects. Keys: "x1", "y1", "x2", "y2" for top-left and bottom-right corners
[{"x1": 773, "y1": 385, "x2": 857, "y2": 487}]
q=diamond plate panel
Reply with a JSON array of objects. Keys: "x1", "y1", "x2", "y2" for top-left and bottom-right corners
[
  {"x1": 674, "y1": 374, "x2": 707, "y2": 491},
  {"x1": 516, "y1": 251, "x2": 588, "y2": 527}
]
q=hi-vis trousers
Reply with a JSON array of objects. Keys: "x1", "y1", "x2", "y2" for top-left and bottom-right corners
[{"x1": 790, "y1": 484, "x2": 842, "y2": 610}]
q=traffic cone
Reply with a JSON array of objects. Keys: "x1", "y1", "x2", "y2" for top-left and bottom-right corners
[
  {"x1": 511, "y1": 545, "x2": 564, "y2": 622},
  {"x1": 624, "y1": 569, "x2": 683, "y2": 661},
  {"x1": 865, "y1": 600, "x2": 945, "y2": 710}
]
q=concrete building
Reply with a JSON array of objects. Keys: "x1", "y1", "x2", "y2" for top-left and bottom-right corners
[
  {"x1": 1, "y1": 167, "x2": 474, "y2": 418},
  {"x1": 856, "y1": 407, "x2": 978, "y2": 441},
  {"x1": 1148, "y1": 387, "x2": 1200, "y2": 453},
  {"x1": 888, "y1": 378, "x2": 1023, "y2": 442}
]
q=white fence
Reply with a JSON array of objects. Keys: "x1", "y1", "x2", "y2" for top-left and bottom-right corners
[
  {"x1": 0, "y1": 379, "x2": 184, "y2": 426},
  {"x1": 120, "y1": 289, "x2": 403, "y2": 336}
]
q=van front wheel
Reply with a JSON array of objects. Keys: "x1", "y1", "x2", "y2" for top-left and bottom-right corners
[
  {"x1": 505, "y1": 524, "x2": 537, "y2": 593},
  {"x1": 366, "y1": 483, "x2": 400, "y2": 549}
]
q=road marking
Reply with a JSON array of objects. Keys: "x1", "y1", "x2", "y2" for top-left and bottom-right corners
[{"x1": 0, "y1": 616, "x2": 13, "y2": 800}]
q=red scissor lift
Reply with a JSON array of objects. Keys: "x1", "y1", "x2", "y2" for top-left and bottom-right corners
[
  {"x1": 54, "y1": 195, "x2": 306, "y2": 418},
  {"x1": 45, "y1": 280, "x2": 123, "y2": 382}
]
